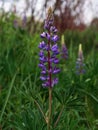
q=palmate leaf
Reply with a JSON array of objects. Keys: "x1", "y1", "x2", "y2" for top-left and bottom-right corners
[
  {"x1": 54, "y1": 108, "x2": 88, "y2": 130},
  {"x1": 78, "y1": 88, "x2": 98, "y2": 103},
  {"x1": 78, "y1": 88, "x2": 98, "y2": 119},
  {"x1": 53, "y1": 90, "x2": 63, "y2": 104},
  {"x1": 9, "y1": 108, "x2": 47, "y2": 130},
  {"x1": 53, "y1": 85, "x2": 84, "y2": 114}
]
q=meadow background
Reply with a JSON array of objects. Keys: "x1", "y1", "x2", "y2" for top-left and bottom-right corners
[{"x1": 0, "y1": 0, "x2": 98, "y2": 130}]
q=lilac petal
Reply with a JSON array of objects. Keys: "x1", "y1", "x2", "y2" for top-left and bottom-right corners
[
  {"x1": 39, "y1": 56, "x2": 47, "y2": 62},
  {"x1": 77, "y1": 58, "x2": 81, "y2": 62},
  {"x1": 48, "y1": 68, "x2": 52, "y2": 73},
  {"x1": 51, "y1": 35, "x2": 59, "y2": 42},
  {"x1": 45, "y1": 45, "x2": 50, "y2": 51},
  {"x1": 42, "y1": 83, "x2": 47, "y2": 87},
  {"x1": 53, "y1": 58, "x2": 59, "y2": 64},
  {"x1": 48, "y1": 19, "x2": 53, "y2": 25},
  {"x1": 46, "y1": 33, "x2": 50, "y2": 40},
  {"x1": 44, "y1": 19, "x2": 53, "y2": 30},
  {"x1": 52, "y1": 50, "x2": 59, "y2": 55},
  {"x1": 50, "y1": 26, "x2": 55, "y2": 32},
  {"x1": 44, "y1": 24, "x2": 49, "y2": 30},
  {"x1": 38, "y1": 41, "x2": 46, "y2": 49},
  {"x1": 40, "y1": 32, "x2": 46, "y2": 38},
  {"x1": 76, "y1": 55, "x2": 85, "y2": 75},
  {"x1": 44, "y1": 20, "x2": 49, "y2": 30},
  {"x1": 50, "y1": 57, "x2": 59, "y2": 64},
  {"x1": 50, "y1": 26, "x2": 58, "y2": 33},
  {"x1": 61, "y1": 44, "x2": 68, "y2": 59},
  {"x1": 50, "y1": 57, "x2": 54, "y2": 62},
  {"x1": 39, "y1": 51, "x2": 44, "y2": 57},
  {"x1": 51, "y1": 44, "x2": 58, "y2": 52},
  {"x1": 38, "y1": 63, "x2": 45, "y2": 69},
  {"x1": 52, "y1": 78, "x2": 58, "y2": 87},
  {"x1": 41, "y1": 70, "x2": 46, "y2": 74},
  {"x1": 14, "y1": 20, "x2": 18, "y2": 28},
  {"x1": 76, "y1": 69, "x2": 86, "y2": 75},
  {"x1": 53, "y1": 29, "x2": 58, "y2": 33},
  {"x1": 42, "y1": 81, "x2": 49, "y2": 87},
  {"x1": 40, "y1": 76, "x2": 46, "y2": 81},
  {"x1": 53, "y1": 67, "x2": 60, "y2": 74},
  {"x1": 53, "y1": 78, "x2": 58, "y2": 84}
]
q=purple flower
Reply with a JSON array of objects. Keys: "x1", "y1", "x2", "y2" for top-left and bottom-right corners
[
  {"x1": 41, "y1": 70, "x2": 46, "y2": 74},
  {"x1": 51, "y1": 44, "x2": 58, "y2": 52},
  {"x1": 38, "y1": 41, "x2": 46, "y2": 49},
  {"x1": 52, "y1": 67, "x2": 60, "y2": 74},
  {"x1": 39, "y1": 50, "x2": 44, "y2": 57},
  {"x1": 22, "y1": 13, "x2": 27, "y2": 27},
  {"x1": 38, "y1": 7, "x2": 60, "y2": 88},
  {"x1": 40, "y1": 32, "x2": 46, "y2": 38},
  {"x1": 52, "y1": 78, "x2": 58, "y2": 87},
  {"x1": 61, "y1": 44, "x2": 68, "y2": 59},
  {"x1": 40, "y1": 76, "x2": 47, "y2": 81},
  {"x1": 44, "y1": 19, "x2": 53, "y2": 30},
  {"x1": 13, "y1": 20, "x2": 18, "y2": 28},
  {"x1": 61, "y1": 35, "x2": 68, "y2": 59},
  {"x1": 38, "y1": 62, "x2": 45, "y2": 69},
  {"x1": 53, "y1": 58, "x2": 59, "y2": 64},
  {"x1": 51, "y1": 35, "x2": 59, "y2": 42},
  {"x1": 76, "y1": 44, "x2": 85, "y2": 74},
  {"x1": 50, "y1": 26, "x2": 58, "y2": 33}
]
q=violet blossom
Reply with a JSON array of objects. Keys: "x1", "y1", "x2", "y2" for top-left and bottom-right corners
[
  {"x1": 38, "y1": 8, "x2": 60, "y2": 88},
  {"x1": 22, "y1": 13, "x2": 27, "y2": 27},
  {"x1": 61, "y1": 35, "x2": 68, "y2": 59},
  {"x1": 76, "y1": 44, "x2": 85, "y2": 74}
]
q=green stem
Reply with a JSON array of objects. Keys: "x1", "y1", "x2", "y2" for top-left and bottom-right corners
[
  {"x1": 54, "y1": 105, "x2": 64, "y2": 128},
  {"x1": 0, "y1": 73, "x2": 16, "y2": 123},
  {"x1": 48, "y1": 88, "x2": 52, "y2": 130},
  {"x1": 34, "y1": 99, "x2": 47, "y2": 123}
]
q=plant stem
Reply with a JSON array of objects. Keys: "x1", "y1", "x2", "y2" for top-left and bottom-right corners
[
  {"x1": 0, "y1": 73, "x2": 16, "y2": 123},
  {"x1": 48, "y1": 87, "x2": 52, "y2": 130},
  {"x1": 54, "y1": 105, "x2": 64, "y2": 128},
  {"x1": 34, "y1": 99, "x2": 47, "y2": 123}
]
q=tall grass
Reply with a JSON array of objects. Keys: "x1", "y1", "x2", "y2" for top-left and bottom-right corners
[{"x1": 0, "y1": 16, "x2": 98, "y2": 130}]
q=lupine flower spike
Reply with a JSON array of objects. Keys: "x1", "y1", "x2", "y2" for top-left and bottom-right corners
[
  {"x1": 61, "y1": 35, "x2": 68, "y2": 59},
  {"x1": 76, "y1": 44, "x2": 85, "y2": 74},
  {"x1": 38, "y1": 7, "x2": 60, "y2": 88},
  {"x1": 13, "y1": 20, "x2": 18, "y2": 28},
  {"x1": 22, "y1": 13, "x2": 27, "y2": 27}
]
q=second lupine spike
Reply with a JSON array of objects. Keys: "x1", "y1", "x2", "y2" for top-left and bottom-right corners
[
  {"x1": 76, "y1": 44, "x2": 85, "y2": 74},
  {"x1": 61, "y1": 35, "x2": 68, "y2": 59}
]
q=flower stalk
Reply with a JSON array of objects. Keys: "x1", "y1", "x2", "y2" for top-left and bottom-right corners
[
  {"x1": 61, "y1": 35, "x2": 68, "y2": 60},
  {"x1": 38, "y1": 7, "x2": 60, "y2": 129},
  {"x1": 48, "y1": 88, "x2": 52, "y2": 130},
  {"x1": 76, "y1": 44, "x2": 85, "y2": 74}
]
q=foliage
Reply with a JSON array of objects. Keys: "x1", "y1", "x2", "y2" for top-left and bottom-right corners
[{"x1": 0, "y1": 16, "x2": 98, "y2": 130}]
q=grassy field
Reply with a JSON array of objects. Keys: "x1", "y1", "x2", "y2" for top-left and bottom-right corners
[{"x1": 0, "y1": 16, "x2": 98, "y2": 130}]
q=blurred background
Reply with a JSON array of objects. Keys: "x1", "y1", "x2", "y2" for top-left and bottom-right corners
[
  {"x1": 0, "y1": 0, "x2": 98, "y2": 32},
  {"x1": 0, "y1": 0, "x2": 98, "y2": 130}
]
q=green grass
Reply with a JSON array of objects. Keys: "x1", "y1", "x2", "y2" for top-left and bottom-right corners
[{"x1": 0, "y1": 16, "x2": 98, "y2": 130}]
